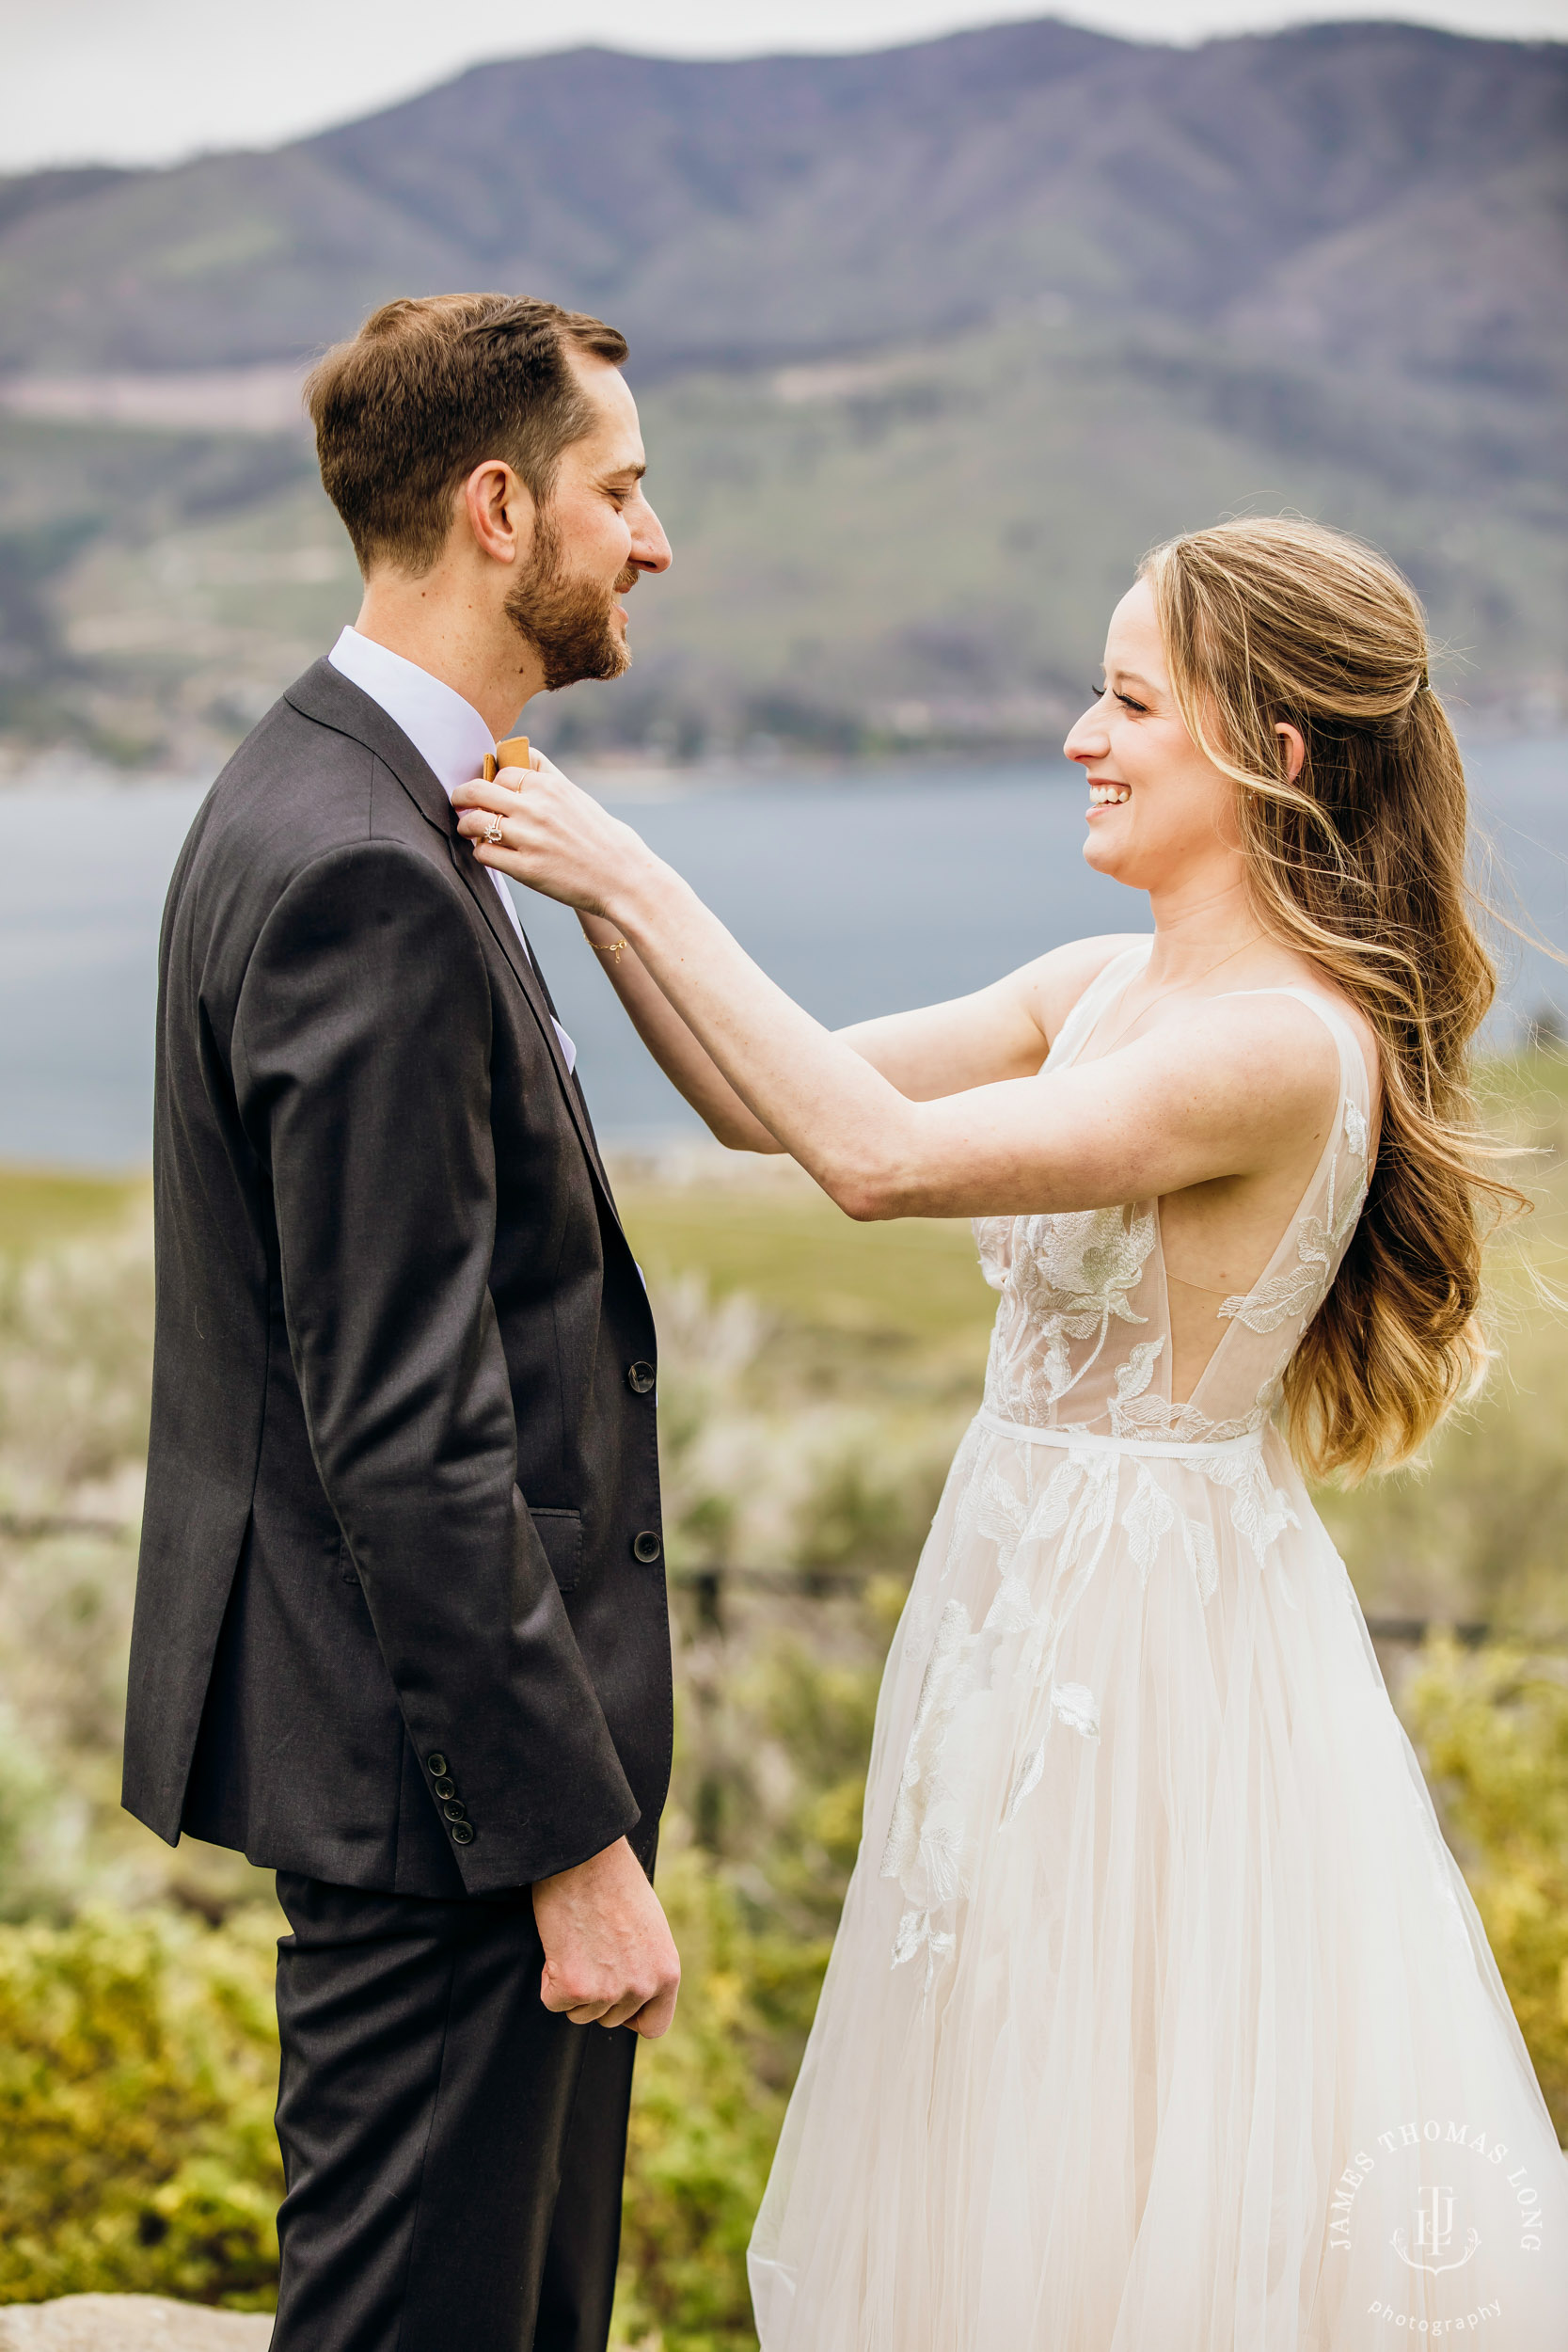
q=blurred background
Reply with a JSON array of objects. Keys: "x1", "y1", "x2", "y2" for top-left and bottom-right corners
[{"x1": 0, "y1": 5, "x2": 1564, "y2": 2344}]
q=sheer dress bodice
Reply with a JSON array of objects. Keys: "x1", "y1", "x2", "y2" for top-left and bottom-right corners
[{"x1": 975, "y1": 941, "x2": 1372, "y2": 1446}]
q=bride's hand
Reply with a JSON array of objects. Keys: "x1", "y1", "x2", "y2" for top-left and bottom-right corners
[{"x1": 451, "y1": 751, "x2": 657, "y2": 919}]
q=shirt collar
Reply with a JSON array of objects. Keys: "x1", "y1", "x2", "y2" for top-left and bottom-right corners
[
  {"x1": 327, "y1": 626, "x2": 497, "y2": 803},
  {"x1": 324, "y1": 628, "x2": 578, "y2": 1076}
]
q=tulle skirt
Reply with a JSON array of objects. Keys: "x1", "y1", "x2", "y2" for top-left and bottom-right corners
[{"x1": 748, "y1": 1412, "x2": 1568, "y2": 2349}]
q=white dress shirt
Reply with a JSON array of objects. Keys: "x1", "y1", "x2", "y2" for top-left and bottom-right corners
[{"x1": 327, "y1": 626, "x2": 576, "y2": 1073}]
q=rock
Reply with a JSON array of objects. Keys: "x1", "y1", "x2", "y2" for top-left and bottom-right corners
[{"x1": 0, "y1": 2298, "x2": 273, "y2": 2350}]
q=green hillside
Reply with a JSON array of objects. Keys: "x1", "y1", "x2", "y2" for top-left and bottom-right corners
[
  {"x1": 5, "y1": 309, "x2": 1561, "y2": 771},
  {"x1": 0, "y1": 17, "x2": 1561, "y2": 766}
]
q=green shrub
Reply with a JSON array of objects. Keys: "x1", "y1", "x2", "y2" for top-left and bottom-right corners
[
  {"x1": 1405, "y1": 1638, "x2": 1568, "y2": 2141},
  {"x1": 0, "y1": 1904, "x2": 282, "y2": 2309},
  {"x1": 612, "y1": 1833, "x2": 785, "y2": 2352}
]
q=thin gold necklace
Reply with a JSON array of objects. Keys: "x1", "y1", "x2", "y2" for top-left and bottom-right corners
[{"x1": 1092, "y1": 934, "x2": 1263, "y2": 1060}]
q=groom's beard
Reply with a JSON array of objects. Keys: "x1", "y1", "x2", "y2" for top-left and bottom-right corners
[{"x1": 505, "y1": 517, "x2": 635, "y2": 692}]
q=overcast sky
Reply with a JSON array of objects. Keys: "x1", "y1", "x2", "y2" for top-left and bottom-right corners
[{"x1": 2, "y1": 0, "x2": 1563, "y2": 175}]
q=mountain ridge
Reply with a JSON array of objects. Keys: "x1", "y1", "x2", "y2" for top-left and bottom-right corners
[
  {"x1": 0, "y1": 16, "x2": 1560, "y2": 764},
  {"x1": 0, "y1": 20, "x2": 1560, "y2": 392}
]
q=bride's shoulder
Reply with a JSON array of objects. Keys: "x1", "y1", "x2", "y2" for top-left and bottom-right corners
[
  {"x1": 1221, "y1": 962, "x2": 1380, "y2": 1106},
  {"x1": 1180, "y1": 980, "x2": 1381, "y2": 1138},
  {"x1": 1028, "y1": 933, "x2": 1150, "y2": 1041}
]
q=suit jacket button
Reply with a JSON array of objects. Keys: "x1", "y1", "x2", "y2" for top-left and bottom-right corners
[
  {"x1": 433, "y1": 1775, "x2": 456, "y2": 1801},
  {"x1": 632, "y1": 1530, "x2": 662, "y2": 1565},
  {"x1": 626, "y1": 1361, "x2": 656, "y2": 1394},
  {"x1": 426, "y1": 1752, "x2": 449, "y2": 1778},
  {"x1": 450, "y1": 1820, "x2": 475, "y2": 1845},
  {"x1": 442, "y1": 1799, "x2": 467, "y2": 1822}
]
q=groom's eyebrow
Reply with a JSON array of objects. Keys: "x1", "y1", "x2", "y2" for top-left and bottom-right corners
[{"x1": 600, "y1": 460, "x2": 647, "y2": 484}]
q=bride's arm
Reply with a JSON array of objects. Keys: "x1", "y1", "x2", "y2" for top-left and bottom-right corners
[
  {"x1": 577, "y1": 898, "x2": 1131, "y2": 1147},
  {"x1": 454, "y1": 769, "x2": 1328, "y2": 1216},
  {"x1": 574, "y1": 908, "x2": 784, "y2": 1152},
  {"x1": 491, "y1": 763, "x2": 1138, "y2": 1145},
  {"x1": 831, "y1": 930, "x2": 1149, "y2": 1101}
]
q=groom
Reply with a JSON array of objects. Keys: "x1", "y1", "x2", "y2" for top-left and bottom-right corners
[{"x1": 122, "y1": 293, "x2": 678, "y2": 2351}]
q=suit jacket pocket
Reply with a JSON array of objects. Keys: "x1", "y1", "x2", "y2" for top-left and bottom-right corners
[{"x1": 529, "y1": 1506, "x2": 582, "y2": 1594}]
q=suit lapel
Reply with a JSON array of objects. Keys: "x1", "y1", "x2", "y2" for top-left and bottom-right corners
[
  {"x1": 282, "y1": 660, "x2": 623, "y2": 1228},
  {"x1": 447, "y1": 845, "x2": 620, "y2": 1216},
  {"x1": 512, "y1": 912, "x2": 613, "y2": 1162}
]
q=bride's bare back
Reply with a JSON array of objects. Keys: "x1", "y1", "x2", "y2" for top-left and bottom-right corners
[{"x1": 976, "y1": 940, "x2": 1373, "y2": 1443}]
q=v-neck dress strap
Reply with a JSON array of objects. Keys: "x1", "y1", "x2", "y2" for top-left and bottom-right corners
[{"x1": 1044, "y1": 940, "x2": 1154, "y2": 1072}]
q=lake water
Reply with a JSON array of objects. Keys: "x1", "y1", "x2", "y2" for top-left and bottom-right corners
[{"x1": 2, "y1": 739, "x2": 1564, "y2": 1168}]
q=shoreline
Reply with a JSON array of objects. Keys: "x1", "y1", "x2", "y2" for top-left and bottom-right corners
[{"x1": 2, "y1": 714, "x2": 1564, "y2": 803}]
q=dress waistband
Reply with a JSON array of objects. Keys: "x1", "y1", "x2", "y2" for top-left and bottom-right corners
[{"x1": 975, "y1": 1406, "x2": 1266, "y2": 1461}]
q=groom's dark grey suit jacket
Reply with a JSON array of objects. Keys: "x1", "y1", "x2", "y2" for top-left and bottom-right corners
[{"x1": 123, "y1": 658, "x2": 671, "y2": 1897}]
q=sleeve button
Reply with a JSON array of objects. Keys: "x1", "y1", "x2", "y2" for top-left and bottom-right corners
[
  {"x1": 632, "y1": 1530, "x2": 662, "y2": 1565},
  {"x1": 433, "y1": 1775, "x2": 456, "y2": 1800},
  {"x1": 426, "y1": 1753, "x2": 449, "y2": 1778},
  {"x1": 450, "y1": 1820, "x2": 475, "y2": 1845},
  {"x1": 442, "y1": 1799, "x2": 467, "y2": 1822},
  {"x1": 626, "y1": 1361, "x2": 656, "y2": 1394}
]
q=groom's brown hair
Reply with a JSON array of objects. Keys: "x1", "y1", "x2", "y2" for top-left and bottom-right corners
[{"x1": 306, "y1": 292, "x2": 629, "y2": 576}]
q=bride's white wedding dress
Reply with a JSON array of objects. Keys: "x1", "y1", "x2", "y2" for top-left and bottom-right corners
[{"x1": 749, "y1": 944, "x2": 1568, "y2": 2349}]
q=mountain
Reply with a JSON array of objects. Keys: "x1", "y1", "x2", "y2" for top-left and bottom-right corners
[
  {"x1": 0, "y1": 22, "x2": 1561, "y2": 398},
  {"x1": 0, "y1": 18, "x2": 1561, "y2": 767}
]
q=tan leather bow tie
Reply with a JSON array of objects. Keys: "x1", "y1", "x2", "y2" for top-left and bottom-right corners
[{"x1": 482, "y1": 735, "x2": 531, "y2": 781}]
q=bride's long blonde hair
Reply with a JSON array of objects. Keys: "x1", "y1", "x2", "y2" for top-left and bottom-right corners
[{"x1": 1142, "y1": 515, "x2": 1519, "y2": 1483}]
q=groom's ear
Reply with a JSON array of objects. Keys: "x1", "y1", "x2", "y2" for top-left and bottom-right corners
[{"x1": 460, "y1": 458, "x2": 536, "y2": 570}]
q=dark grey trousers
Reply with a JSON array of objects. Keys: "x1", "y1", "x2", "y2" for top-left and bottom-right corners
[{"x1": 270, "y1": 1873, "x2": 637, "y2": 2352}]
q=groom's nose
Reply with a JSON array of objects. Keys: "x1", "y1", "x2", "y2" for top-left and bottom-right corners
[{"x1": 628, "y1": 496, "x2": 673, "y2": 577}]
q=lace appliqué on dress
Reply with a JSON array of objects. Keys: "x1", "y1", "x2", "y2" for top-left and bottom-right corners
[
  {"x1": 888, "y1": 988, "x2": 1369, "y2": 1989},
  {"x1": 881, "y1": 1443, "x2": 1121, "y2": 1989},
  {"x1": 983, "y1": 1202, "x2": 1161, "y2": 1424}
]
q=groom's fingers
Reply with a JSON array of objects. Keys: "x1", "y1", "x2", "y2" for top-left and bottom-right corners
[
  {"x1": 541, "y1": 1958, "x2": 677, "y2": 2031},
  {"x1": 627, "y1": 1983, "x2": 678, "y2": 2040},
  {"x1": 593, "y1": 1990, "x2": 655, "y2": 2030}
]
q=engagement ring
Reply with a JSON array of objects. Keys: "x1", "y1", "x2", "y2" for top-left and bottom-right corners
[{"x1": 483, "y1": 813, "x2": 504, "y2": 846}]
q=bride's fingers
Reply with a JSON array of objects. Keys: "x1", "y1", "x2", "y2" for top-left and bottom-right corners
[
  {"x1": 451, "y1": 762, "x2": 580, "y2": 838},
  {"x1": 454, "y1": 798, "x2": 515, "y2": 839},
  {"x1": 451, "y1": 777, "x2": 521, "y2": 817}
]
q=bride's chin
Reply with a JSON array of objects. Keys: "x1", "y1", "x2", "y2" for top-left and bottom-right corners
[{"x1": 1082, "y1": 833, "x2": 1129, "y2": 879}]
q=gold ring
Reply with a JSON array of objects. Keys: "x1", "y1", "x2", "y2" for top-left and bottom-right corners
[{"x1": 483, "y1": 813, "x2": 504, "y2": 846}]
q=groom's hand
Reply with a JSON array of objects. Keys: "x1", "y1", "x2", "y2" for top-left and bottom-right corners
[{"x1": 532, "y1": 1836, "x2": 681, "y2": 2038}]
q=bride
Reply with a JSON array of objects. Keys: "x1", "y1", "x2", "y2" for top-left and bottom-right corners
[{"x1": 456, "y1": 517, "x2": 1568, "y2": 2346}]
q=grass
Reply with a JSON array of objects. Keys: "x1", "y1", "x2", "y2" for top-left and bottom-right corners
[
  {"x1": 619, "y1": 1170, "x2": 993, "y2": 1384},
  {"x1": 0, "y1": 1167, "x2": 146, "y2": 1256}
]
